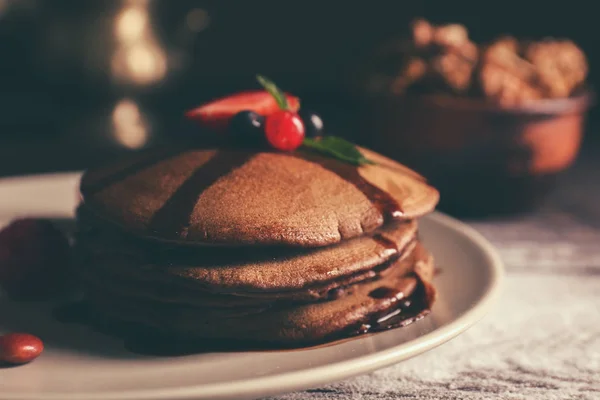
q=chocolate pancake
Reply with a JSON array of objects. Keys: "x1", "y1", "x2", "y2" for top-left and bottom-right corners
[
  {"x1": 80, "y1": 148, "x2": 438, "y2": 247},
  {"x1": 79, "y1": 240, "x2": 418, "y2": 307},
  {"x1": 76, "y1": 220, "x2": 417, "y2": 295},
  {"x1": 85, "y1": 243, "x2": 436, "y2": 344}
]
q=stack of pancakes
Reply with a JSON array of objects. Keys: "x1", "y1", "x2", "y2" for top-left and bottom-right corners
[{"x1": 75, "y1": 147, "x2": 440, "y2": 345}]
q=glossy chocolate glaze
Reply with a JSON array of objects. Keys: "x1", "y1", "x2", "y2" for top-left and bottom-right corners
[
  {"x1": 323, "y1": 163, "x2": 403, "y2": 220},
  {"x1": 372, "y1": 233, "x2": 400, "y2": 255},
  {"x1": 345, "y1": 282, "x2": 428, "y2": 337},
  {"x1": 368, "y1": 286, "x2": 404, "y2": 300}
]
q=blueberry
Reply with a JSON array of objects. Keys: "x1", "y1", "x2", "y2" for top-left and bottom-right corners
[
  {"x1": 299, "y1": 110, "x2": 324, "y2": 138},
  {"x1": 228, "y1": 110, "x2": 266, "y2": 145}
]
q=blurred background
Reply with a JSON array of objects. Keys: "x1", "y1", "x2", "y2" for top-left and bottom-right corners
[{"x1": 0, "y1": 0, "x2": 598, "y2": 217}]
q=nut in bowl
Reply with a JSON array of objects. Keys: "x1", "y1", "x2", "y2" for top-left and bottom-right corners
[{"x1": 355, "y1": 18, "x2": 594, "y2": 218}]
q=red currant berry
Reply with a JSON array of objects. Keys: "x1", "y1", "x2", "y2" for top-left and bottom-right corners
[
  {"x1": 0, "y1": 218, "x2": 72, "y2": 300},
  {"x1": 264, "y1": 110, "x2": 305, "y2": 151}
]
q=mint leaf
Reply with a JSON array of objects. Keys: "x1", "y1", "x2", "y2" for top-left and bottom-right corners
[
  {"x1": 256, "y1": 75, "x2": 289, "y2": 110},
  {"x1": 303, "y1": 137, "x2": 376, "y2": 166}
]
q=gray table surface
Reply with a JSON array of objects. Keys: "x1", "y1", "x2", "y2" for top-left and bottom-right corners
[{"x1": 268, "y1": 148, "x2": 600, "y2": 400}]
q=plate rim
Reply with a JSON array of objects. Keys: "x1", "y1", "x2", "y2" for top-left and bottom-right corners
[{"x1": 0, "y1": 173, "x2": 504, "y2": 400}]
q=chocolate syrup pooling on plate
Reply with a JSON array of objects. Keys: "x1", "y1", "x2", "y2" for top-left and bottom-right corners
[{"x1": 346, "y1": 282, "x2": 429, "y2": 337}]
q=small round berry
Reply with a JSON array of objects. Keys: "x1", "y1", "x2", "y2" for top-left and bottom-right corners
[
  {"x1": 0, "y1": 333, "x2": 44, "y2": 364},
  {"x1": 228, "y1": 110, "x2": 266, "y2": 145},
  {"x1": 299, "y1": 110, "x2": 324, "y2": 138},
  {"x1": 264, "y1": 110, "x2": 305, "y2": 151}
]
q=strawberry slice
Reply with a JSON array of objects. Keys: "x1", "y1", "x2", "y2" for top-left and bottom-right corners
[{"x1": 185, "y1": 91, "x2": 300, "y2": 131}]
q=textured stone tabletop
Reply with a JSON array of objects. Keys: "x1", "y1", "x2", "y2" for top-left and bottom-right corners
[{"x1": 268, "y1": 151, "x2": 600, "y2": 400}]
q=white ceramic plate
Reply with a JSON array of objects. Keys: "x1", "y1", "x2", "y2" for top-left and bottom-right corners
[{"x1": 0, "y1": 172, "x2": 503, "y2": 400}]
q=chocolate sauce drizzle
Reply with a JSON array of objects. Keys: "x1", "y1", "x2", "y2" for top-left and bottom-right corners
[
  {"x1": 373, "y1": 233, "x2": 400, "y2": 255},
  {"x1": 345, "y1": 282, "x2": 429, "y2": 338},
  {"x1": 368, "y1": 286, "x2": 403, "y2": 300},
  {"x1": 333, "y1": 166, "x2": 403, "y2": 221},
  {"x1": 148, "y1": 152, "x2": 255, "y2": 239},
  {"x1": 297, "y1": 152, "x2": 404, "y2": 221}
]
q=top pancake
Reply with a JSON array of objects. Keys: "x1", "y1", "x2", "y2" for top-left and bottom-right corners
[{"x1": 80, "y1": 147, "x2": 438, "y2": 247}]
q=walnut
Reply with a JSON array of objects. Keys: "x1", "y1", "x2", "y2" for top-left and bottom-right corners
[
  {"x1": 431, "y1": 52, "x2": 474, "y2": 92},
  {"x1": 478, "y1": 37, "x2": 588, "y2": 104},
  {"x1": 407, "y1": 19, "x2": 477, "y2": 93},
  {"x1": 478, "y1": 37, "x2": 542, "y2": 105},
  {"x1": 412, "y1": 19, "x2": 477, "y2": 60},
  {"x1": 479, "y1": 63, "x2": 543, "y2": 106},
  {"x1": 368, "y1": 18, "x2": 588, "y2": 101},
  {"x1": 525, "y1": 40, "x2": 588, "y2": 97}
]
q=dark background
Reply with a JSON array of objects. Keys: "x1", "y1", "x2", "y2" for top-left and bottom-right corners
[{"x1": 0, "y1": 0, "x2": 598, "y2": 176}]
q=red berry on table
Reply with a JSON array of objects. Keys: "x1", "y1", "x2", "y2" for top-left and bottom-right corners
[
  {"x1": 0, "y1": 219, "x2": 72, "y2": 300},
  {"x1": 265, "y1": 110, "x2": 305, "y2": 151},
  {"x1": 0, "y1": 333, "x2": 44, "y2": 364}
]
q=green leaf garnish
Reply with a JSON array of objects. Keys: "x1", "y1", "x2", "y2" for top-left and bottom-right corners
[
  {"x1": 256, "y1": 75, "x2": 289, "y2": 110},
  {"x1": 303, "y1": 137, "x2": 376, "y2": 166}
]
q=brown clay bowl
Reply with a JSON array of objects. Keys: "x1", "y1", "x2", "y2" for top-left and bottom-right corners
[{"x1": 357, "y1": 90, "x2": 594, "y2": 218}]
